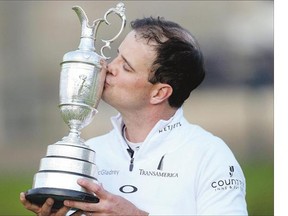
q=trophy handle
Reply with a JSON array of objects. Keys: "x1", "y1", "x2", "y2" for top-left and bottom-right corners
[{"x1": 100, "y1": 2, "x2": 126, "y2": 59}]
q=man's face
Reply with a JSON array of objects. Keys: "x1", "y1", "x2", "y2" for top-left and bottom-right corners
[{"x1": 102, "y1": 30, "x2": 157, "y2": 112}]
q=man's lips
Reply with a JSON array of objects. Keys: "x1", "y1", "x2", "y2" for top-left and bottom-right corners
[
  {"x1": 104, "y1": 76, "x2": 112, "y2": 86},
  {"x1": 104, "y1": 79, "x2": 111, "y2": 87}
]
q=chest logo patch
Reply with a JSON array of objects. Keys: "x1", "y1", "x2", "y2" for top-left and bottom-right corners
[{"x1": 119, "y1": 185, "x2": 138, "y2": 194}]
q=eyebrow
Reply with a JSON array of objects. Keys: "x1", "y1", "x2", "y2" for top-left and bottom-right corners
[{"x1": 117, "y1": 49, "x2": 136, "y2": 72}]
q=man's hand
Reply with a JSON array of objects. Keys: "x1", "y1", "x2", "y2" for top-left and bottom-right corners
[
  {"x1": 19, "y1": 192, "x2": 70, "y2": 216},
  {"x1": 64, "y1": 179, "x2": 149, "y2": 216}
]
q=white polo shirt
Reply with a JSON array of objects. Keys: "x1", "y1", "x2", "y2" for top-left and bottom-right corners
[{"x1": 87, "y1": 108, "x2": 248, "y2": 215}]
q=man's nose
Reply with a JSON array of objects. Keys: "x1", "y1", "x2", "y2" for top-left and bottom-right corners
[{"x1": 107, "y1": 58, "x2": 118, "y2": 75}]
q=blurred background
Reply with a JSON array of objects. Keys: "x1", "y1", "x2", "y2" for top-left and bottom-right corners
[{"x1": 0, "y1": 1, "x2": 273, "y2": 215}]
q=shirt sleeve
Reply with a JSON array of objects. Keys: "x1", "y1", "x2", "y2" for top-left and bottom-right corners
[{"x1": 196, "y1": 138, "x2": 248, "y2": 215}]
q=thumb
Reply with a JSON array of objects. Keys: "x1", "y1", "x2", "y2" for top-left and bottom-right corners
[{"x1": 77, "y1": 178, "x2": 108, "y2": 199}]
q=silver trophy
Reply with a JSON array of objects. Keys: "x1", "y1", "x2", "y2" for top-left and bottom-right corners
[{"x1": 26, "y1": 3, "x2": 126, "y2": 210}]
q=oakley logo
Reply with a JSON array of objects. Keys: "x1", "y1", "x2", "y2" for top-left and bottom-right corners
[{"x1": 119, "y1": 185, "x2": 138, "y2": 194}]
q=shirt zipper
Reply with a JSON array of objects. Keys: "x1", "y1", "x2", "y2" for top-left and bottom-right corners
[
  {"x1": 126, "y1": 145, "x2": 135, "y2": 172},
  {"x1": 123, "y1": 125, "x2": 136, "y2": 172},
  {"x1": 129, "y1": 157, "x2": 134, "y2": 171}
]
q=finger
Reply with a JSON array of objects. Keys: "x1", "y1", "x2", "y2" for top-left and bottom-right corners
[
  {"x1": 69, "y1": 209, "x2": 84, "y2": 216},
  {"x1": 39, "y1": 197, "x2": 54, "y2": 216},
  {"x1": 64, "y1": 200, "x2": 97, "y2": 213},
  {"x1": 77, "y1": 178, "x2": 108, "y2": 200},
  {"x1": 19, "y1": 192, "x2": 41, "y2": 213},
  {"x1": 100, "y1": 58, "x2": 107, "y2": 68},
  {"x1": 54, "y1": 205, "x2": 70, "y2": 216},
  {"x1": 100, "y1": 59, "x2": 108, "y2": 75}
]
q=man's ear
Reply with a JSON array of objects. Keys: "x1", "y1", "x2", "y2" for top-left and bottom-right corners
[{"x1": 150, "y1": 84, "x2": 173, "y2": 105}]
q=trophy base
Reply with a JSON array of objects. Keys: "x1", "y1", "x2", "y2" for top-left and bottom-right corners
[{"x1": 26, "y1": 187, "x2": 99, "y2": 210}]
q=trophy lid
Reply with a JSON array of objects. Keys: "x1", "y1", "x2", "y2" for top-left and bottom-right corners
[{"x1": 62, "y1": 3, "x2": 126, "y2": 65}]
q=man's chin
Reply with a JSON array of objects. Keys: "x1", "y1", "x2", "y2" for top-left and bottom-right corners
[{"x1": 101, "y1": 95, "x2": 112, "y2": 106}]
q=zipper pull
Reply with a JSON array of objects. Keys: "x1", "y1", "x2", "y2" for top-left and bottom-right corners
[{"x1": 129, "y1": 158, "x2": 134, "y2": 172}]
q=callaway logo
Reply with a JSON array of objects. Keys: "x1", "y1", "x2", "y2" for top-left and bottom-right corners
[{"x1": 98, "y1": 169, "x2": 119, "y2": 175}]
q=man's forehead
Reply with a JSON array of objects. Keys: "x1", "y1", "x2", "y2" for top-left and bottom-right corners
[
  {"x1": 119, "y1": 31, "x2": 156, "y2": 70},
  {"x1": 120, "y1": 30, "x2": 155, "y2": 52}
]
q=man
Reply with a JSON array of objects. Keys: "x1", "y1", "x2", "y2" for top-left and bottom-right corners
[{"x1": 20, "y1": 17, "x2": 247, "y2": 216}]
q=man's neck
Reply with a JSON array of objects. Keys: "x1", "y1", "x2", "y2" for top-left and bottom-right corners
[{"x1": 120, "y1": 106, "x2": 177, "y2": 143}]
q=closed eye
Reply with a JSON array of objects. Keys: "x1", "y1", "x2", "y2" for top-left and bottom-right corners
[
  {"x1": 117, "y1": 49, "x2": 136, "y2": 72},
  {"x1": 123, "y1": 63, "x2": 132, "y2": 72}
]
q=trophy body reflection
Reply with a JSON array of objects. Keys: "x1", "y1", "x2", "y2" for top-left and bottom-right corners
[{"x1": 26, "y1": 3, "x2": 126, "y2": 209}]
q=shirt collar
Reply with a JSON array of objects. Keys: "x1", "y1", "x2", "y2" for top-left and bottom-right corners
[
  {"x1": 110, "y1": 107, "x2": 187, "y2": 158},
  {"x1": 111, "y1": 107, "x2": 184, "y2": 141}
]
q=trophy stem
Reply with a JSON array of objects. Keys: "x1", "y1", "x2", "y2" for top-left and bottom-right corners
[
  {"x1": 69, "y1": 128, "x2": 81, "y2": 137},
  {"x1": 61, "y1": 128, "x2": 86, "y2": 146}
]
